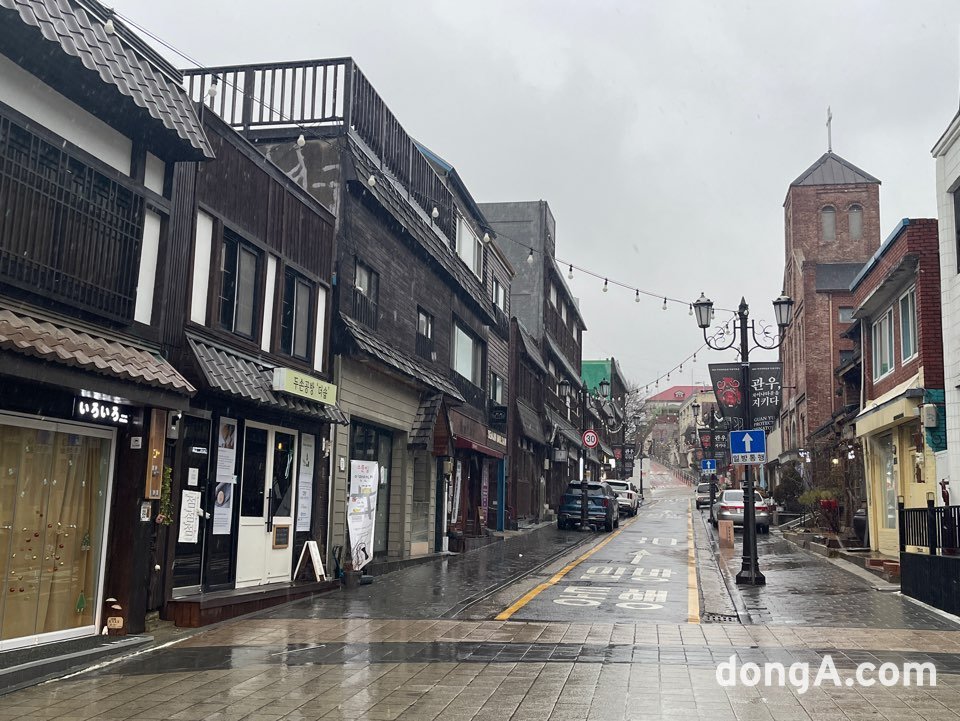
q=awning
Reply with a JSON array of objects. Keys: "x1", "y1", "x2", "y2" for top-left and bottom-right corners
[
  {"x1": 585, "y1": 448, "x2": 600, "y2": 464},
  {"x1": 855, "y1": 374, "x2": 924, "y2": 437},
  {"x1": 454, "y1": 436, "x2": 505, "y2": 459},
  {"x1": 0, "y1": 303, "x2": 195, "y2": 401},
  {"x1": 516, "y1": 400, "x2": 547, "y2": 444},
  {"x1": 188, "y1": 335, "x2": 347, "y2": 424},
  {"x1": 599, "y1": 441, "x2": 615, "y2": 459},
  {"x1": 545, "y1": 408, "x2": 581, "y2": 446},
  {"x1": 340, "y1": 314, "x2": 465, "y2": 402}
]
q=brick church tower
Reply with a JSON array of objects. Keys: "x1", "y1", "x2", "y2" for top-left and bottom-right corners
[{"x1": 779, "y1": 152, "x2": 881, "y2": 457}]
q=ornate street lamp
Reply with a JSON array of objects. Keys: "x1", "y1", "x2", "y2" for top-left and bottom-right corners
[
  {"x1": 692, "y1": 291, "x2": 794, "y2": 586},
  {"x1": 598, "y1": 378, "x2": 611, "y2": 399}
]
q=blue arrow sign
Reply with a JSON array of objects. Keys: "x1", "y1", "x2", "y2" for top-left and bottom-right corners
[
  {"x1": 730, "y1": 430, "x2": 766, "y2": 465},
  {"x1": 700, "y1": 459, "x2": 717, "y2": 473}
]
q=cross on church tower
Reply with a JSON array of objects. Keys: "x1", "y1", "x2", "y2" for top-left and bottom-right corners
[{"x1": 827, "y1": 106, "x2": 833, "y2": 152}]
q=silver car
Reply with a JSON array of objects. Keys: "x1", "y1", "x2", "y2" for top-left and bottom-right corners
[
  {"x1": 607, "y1": 480, "x2": 639, "y2": 516},
  {"x1": 711, "y1": 489, "x2": 771, "y2": 533}
]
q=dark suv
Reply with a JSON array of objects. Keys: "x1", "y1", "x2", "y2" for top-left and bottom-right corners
[{"x1": 557, "y1": 481, "x2": 619, "y2": 532}]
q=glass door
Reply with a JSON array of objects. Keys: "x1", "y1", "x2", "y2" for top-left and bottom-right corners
[
  {"x1": 236, "y1": 423, "x2": 297, "y2": 588},
  {"x1": 0, "y1": 416, "x2": 113, "y2": 650},
  {"x1": 171, "y1": 416, "x2": 211, "y2": 593},
  {"x1": 350, "y1": 422, "x2": 392, "y2": 556}
]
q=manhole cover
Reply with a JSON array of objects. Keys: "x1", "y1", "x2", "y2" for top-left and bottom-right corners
[{"x1": 701, "y1": 612, "x2": 739, "y2": 624}]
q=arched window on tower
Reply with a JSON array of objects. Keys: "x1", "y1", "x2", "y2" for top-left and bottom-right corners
[
  {"x1": 821, "y1": 206, "x2": 836, "y2": 241},
  {"x1": 848, "y1": 204, "x2": 863, "y2": 241}
]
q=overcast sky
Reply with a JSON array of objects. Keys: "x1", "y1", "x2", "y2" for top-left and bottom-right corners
[{"x1": 115, "y1": 0, "x2": 960, "y2": 391}]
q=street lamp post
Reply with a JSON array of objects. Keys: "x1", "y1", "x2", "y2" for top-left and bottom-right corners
[
  {"x1": 559, "y1": 378, "x2": 589, "y2": 531},
  {"x1": 692, "y1": 292, "x2": 795, "y2": 586}
]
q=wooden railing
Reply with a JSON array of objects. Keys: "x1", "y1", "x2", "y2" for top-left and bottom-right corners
[
  {"x1": 0, "y1": 110, "x2": 145, "y2": 322},
  {"x1": 182, "y1": 59, "x2": 458, "y2": 243},
  {"x1": 351, "y1": 287, "x2": 378, "y2": 330},
  {"x1": 451, "y1": 372, "x2": 485, "y2": 410}
]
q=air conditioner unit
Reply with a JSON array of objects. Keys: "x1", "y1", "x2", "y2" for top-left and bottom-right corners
[{"x1": 921, "y1": 404, "x2": 938, "y2": 429}]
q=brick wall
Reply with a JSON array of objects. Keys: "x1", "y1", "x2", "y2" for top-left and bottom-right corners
[{"x1": 853, "y1": 219, "x2": 941, "y2": 401}]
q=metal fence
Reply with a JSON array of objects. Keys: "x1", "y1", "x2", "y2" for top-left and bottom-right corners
[{"x1": 899, "y1": 501, "x2": 960, "y2": 555}]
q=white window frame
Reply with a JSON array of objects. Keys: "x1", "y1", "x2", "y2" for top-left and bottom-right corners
[
  {"x1": 493, "y1": 278, "x2": 507, "y2": 312},
  {"x1": 490, "y1": 373, "x2": 504, "y2": 404},
  {"x1": 872, "y1": 308, "x2": 895, "y2": 381},
  {"x1": 456, "y1": 215, "x2": 483, "y2": 278},
  {"x1": 452, "y1": 323, "x2": 482, "y2": 386},
  {"x1": 549, "y1": 284, "x2": 558, "y2": 307},
  {"x1": 899, "y1": 287, "x2": 918, "y2": 362}
]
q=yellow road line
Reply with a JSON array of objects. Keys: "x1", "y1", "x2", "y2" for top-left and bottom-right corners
[
  {"x1": 495, "y1": 517, "x2": 636, "y2": 621},
  {"x1": 687, "y1": 501, "x2": 700, "y2": 624}
]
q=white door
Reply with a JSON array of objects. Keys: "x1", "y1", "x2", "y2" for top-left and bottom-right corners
[{"x1": 236, "y1": 423, "x2": 298, "y2": 588}]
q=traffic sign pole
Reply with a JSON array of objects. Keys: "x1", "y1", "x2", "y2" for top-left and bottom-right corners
[{"x1": 736, "y1": 330, "x2": 766, "y2": 586}]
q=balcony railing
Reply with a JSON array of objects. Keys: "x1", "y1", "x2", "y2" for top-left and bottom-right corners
[
  {"x1": 451, "y1": 372, "x2": 485, "y2": 409},
  {"x1": 182, "y1": 59, "x2": 457, "y2": 243},
  {"x1": 0, "y1": 111, "x2": 145, "y2": 321},
  {"x1": 415, "y1": 332, "x2": 434, "y2": 360},
  {"x1": 351, "y1": 287, "x2": 378, "y2": 330},
  {"x1": 900, "y1": 502, "x2": 960, "y2": 555}
]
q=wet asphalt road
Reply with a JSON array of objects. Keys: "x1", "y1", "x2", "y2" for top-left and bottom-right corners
[{"x1": 499, "y1": 469, "x2": 697, "y2": 624}]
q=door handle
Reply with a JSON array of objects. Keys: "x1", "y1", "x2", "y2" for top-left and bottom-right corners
[{"x1": 266, "y1": 490, "x2": 273, "y2": 532}]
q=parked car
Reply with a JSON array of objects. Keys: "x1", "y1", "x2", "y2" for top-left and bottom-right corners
[
  {"x1": 711, "y1": 489, "x2": 771, "y2": 532},
  {"x1": 558, "y1": 481, "x2": 620, "y2": 532},
  {"x1": 607, "y1": 480, "x2": 640, "y2": 516},
  {"x1": 696, "y1": 482, "x2": 718, "y2": 509}
]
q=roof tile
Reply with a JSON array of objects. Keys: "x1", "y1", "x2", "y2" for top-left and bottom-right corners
[{"x1": 0, "y1": 304, "x2": 195, "y2": 394}]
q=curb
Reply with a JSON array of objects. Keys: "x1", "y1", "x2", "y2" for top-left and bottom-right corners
[{"x1": 695, "y1": 509, "x2": 749, "y2": 624}]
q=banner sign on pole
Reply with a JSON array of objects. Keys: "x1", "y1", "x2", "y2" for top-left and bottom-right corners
[
  {"x1": 347, "y1": 460, "x2": 378, "y2": 570},
  {"x1": 708, "y1": 362, "x2": 783, "y2": 432}
]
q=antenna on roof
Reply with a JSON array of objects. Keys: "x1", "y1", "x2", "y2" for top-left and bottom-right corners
[{"x1": 826, "y1": 106, "x2": 833, "y2": 153}]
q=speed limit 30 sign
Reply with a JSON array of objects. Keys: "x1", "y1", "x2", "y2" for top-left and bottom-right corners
[{"x1": 582, "y1": 429, "x2": 599, "y2": 449}]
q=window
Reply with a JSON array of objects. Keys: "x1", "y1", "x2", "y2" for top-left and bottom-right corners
[
  {"x1": 456, "y1": 215, "x2": 483, "y2": 278},
  {"x1": 493, "y1": 278, "x2": 507, "y2": 312},
  {"x1": 549, "y1": 284, "x2": 558, "y2": 307},
  {"x1": 872, "y1": 309, "x2": 894, "y2": 380},
  {"x1": 900, "y1": 288, "x2": 917, "y2": 361},
  {"x1": 417, "y1": 308, "x2": 433, "y2": 339},
  {"x1": 452, "y1": 323, "x2": 483, "y2": 386},
  {"x1": 490, "y1": 373, "x2": 504, "y2": 404},
  {"x1": 355, "y1": 261, "x2": 378, "y2": 302},
  {"x1": 821, "y1": 205, "x2": 836, "y2": 241},
  {"x1": 839, "y1": 306, "x2": 854, "y2": 323},
  {"x1": 353, "y1": 260, "x2": 379, "y2": 329},
  {"x1": 548, "y1": 360, "x2": 558, "y2": 395},
  {"x1": 849, "y1": 205, "x2": 863, "y2": 241},
  {"x1": 561, "y1": 302, "x2": 567, "y2": 324},
  {"x1": 280, "y1": 269, "x2": 312, "y2": 360},
  {"x1": 219, "y1": 231, "x2": 260, "y2": 338}
]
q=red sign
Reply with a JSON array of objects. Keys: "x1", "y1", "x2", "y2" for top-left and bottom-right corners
[{"x1": 582, "y1": 429, "x2": 599, "y2": 449}]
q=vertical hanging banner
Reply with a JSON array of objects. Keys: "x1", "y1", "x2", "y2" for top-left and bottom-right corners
[
  {"x1": 213, "y1": 417, "x2": 238, "y2": 535},
  {"x1": 708, "y1": 363, "x2": 783, "y2": 433},
  {"x1": 347, "y1": 460, "x2": 378, "y2": 570},
  {"x1": 296, "y1": 434, "x2": 315, "y2": 532}
]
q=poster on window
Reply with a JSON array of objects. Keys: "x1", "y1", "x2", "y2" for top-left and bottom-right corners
[
  {"x1": 296, "y1": 434, "x2": 315, "y2": 532},
  {"x1": 451, "y1": 460, "x2": 463, "y2": 527},
  {"x1": 212, "y1": 417, "x2": 238, "y2": 536},
  {"x1": 347, "y1": 460, "x2": 378, "y2": 570}
]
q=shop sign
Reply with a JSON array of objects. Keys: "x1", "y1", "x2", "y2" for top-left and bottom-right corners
[
  {"x1": 272, "y1": 368, "x2": 337, "y2": 405},
  {"x1": 106, "y1": 617, "x2": 123, "y2": 630},
  {"x1": 486, "y1": 429, "x2": 507, "y2": 448},
  {"x1": 489, "y1": 404, "x2": 507, "y2": 430},
  {"x1": 708, "y1": 362, "x2": 783, "y2": 432},
  {"x1": 74, "y1": 398, "x2": 131, "y2": 425},
  {"x1": 624, "y1": 446, "x2": 636, "y2": 461}
]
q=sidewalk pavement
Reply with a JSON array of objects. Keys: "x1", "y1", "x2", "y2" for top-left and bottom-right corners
[{"x1": 709, "y1": 525, "x2": 958, "y2": 630}]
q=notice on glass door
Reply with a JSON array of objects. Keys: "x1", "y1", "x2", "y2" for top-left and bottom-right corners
[
  {"x1": 296, "y1": 434, "x2": 315, "y2": 532},
  {"x1": 178, "y1": 490, "x2": 201, "y2": 544},
  {"x1": 213, "y1": 417, "x2": 237, "y2": 536}
]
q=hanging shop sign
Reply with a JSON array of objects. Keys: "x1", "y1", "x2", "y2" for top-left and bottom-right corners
[
  {"x1": 272, "y1": 368, "x2": 338, "y2": 405},
  {"x1": 347, "y1": 460, "x2": 378, "y2": 570},
  {"x1": 489, "y1": 404, "x2": 507, "y2": 430},
  {"x1": 212, "y1": 417, "x2": 237, "y2": 535}
]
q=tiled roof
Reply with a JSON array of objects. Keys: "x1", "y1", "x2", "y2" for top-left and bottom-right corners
[
  {"x1": 516, "y1": 321, "x2": 547, "y2": 373},
  {"x1": 188, "y1": 336, "x2": 347, "y2": 424},
  {"x1": 544, "y1": 332, "x2": 583, "y2": 388},
  {"x1": 516, "y1": 400, "x2": 547, "y2": 445},
  {"x1": 0, "y1": 0, "x2": 213, "y2": 159},
  {"x1": 646, "y1": 385, "x2": 707, "y2": 403},
  {"x1": 409, "y1": 393, "x2": 442, "y2": 448},
  {"x1": 791, "y1": 152, "x2": 880, "y2": 187},
  {"x1": 340, "y1": 314, "x2": 466, "y2": 402},
  {"x1": 545, "y1": 408, "x2": 581, "y2": 447},
  {"x1": 0, "y1": 305, "x2": 194, "y2": 394}
]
